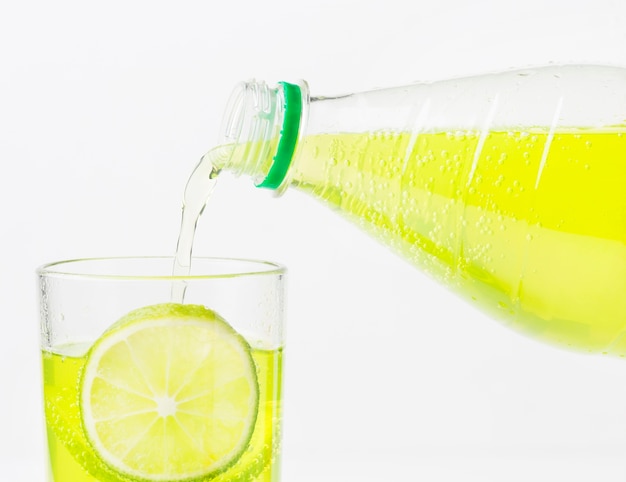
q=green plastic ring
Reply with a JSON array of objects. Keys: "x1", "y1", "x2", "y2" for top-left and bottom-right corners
[{"x1": 257, "y1": 81, "x2": 302, "y2": 189}]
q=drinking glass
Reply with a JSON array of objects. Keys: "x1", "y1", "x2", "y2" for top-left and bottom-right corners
[{"x1": 38, "y1": 256, "x2": 286, "y2": 482}]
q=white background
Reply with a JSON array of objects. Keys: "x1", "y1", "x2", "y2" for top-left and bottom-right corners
[{"x1": 2, "y1": 0, "x2": 626, "y2": 480}]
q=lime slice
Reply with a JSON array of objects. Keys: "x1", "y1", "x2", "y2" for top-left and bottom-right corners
[{"x1": 80, "y1": 303, "x2": 259, "y2": 481}]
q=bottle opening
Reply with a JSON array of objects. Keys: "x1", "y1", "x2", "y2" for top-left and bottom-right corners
[
  {"x1": 218, "y1": 80, "x2": 307, "y2": 192},
  {"x1": 220, "y1": 82, "x2": 248, "y2": 144}
]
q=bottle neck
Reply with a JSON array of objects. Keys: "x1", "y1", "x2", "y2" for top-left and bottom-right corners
[{"x1": 218, "y1": 80, "x2": 308, "y2": 194}]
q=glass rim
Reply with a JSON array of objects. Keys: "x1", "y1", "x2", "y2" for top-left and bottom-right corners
[{"x1": 36, "y1": 256, "x2": 286, "y2": 281}]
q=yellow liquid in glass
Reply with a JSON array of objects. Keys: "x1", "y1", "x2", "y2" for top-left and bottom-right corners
[
  {"x1": 42, "y1": 345, "x2": 282, "y2": 481},
  {"x1": 289, "y1": 129, "x2": 626, "y2": 355}
]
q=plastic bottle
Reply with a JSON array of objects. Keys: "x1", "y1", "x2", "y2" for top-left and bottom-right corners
[{"x1": 213, "y1": 65, "x2": 626, "y2": 356}]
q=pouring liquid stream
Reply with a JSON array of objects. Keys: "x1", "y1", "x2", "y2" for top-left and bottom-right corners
[{"x1": 171, "y1": 145, "x2": 232, "y2": 302}]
